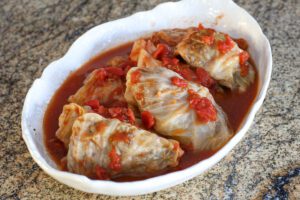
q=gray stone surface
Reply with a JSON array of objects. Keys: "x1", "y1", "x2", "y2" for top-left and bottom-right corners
[{"x1": 0, "y1": 0, "x2": 299, "y2": 199}]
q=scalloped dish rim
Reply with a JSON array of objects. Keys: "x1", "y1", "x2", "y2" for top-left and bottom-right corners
[{"x1": 21, "y1": 0, "x2": 272, "y2": 196}]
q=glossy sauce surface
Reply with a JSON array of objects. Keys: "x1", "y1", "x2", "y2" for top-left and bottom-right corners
[{"x1": 44, "y1": 41, "x2": 258, "y2": 182}]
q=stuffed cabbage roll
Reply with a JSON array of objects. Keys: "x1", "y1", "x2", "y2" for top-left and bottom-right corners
[
  {"x1": 176, "y1": 28, "x2": 254, "y2": 92},
  {"x1": 56, "y1": 103, "x2": 86, "y2": 147},
  {"x1": 67, "y1": 113, "x2": 183, "y2": 179},
  {"x1": 69, "y1": 68, "x2": 126, "y2": 106},
  {"x1": 125, "y1": 66, "x2": 232, "y2": 151}
]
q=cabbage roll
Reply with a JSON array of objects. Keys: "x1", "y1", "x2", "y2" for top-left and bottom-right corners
[
  {"x1": 176, "y1": 29, "x2": 254, "y2": 92},
  {"x1": 69, "y1": 68, "x2": 126, "y2": 106},
  {"x1": 56, "y1": 103, "x2": 86, "y2": 147},
  {"x1": 67, "y1": 113, "x2": 183, "y2": 179},
  {"x1": 125, "y1": 66, "x2": 232, "y2": 151}
]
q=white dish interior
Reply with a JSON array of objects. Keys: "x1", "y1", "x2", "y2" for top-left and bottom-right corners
[{"x1": 22, "y1": 0, "x2": 272, "y2": 196}]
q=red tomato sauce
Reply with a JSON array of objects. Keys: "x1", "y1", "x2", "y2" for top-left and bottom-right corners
[{"x1": 43, "y1": 40, "x2": 258, "y2": 182}]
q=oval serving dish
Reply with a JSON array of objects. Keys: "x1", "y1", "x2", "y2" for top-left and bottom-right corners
[{"x1": 22, "y1": 0, "x2": 272, "y2": 196}]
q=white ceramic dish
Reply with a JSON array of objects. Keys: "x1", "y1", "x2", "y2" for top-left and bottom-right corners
[{"x1": 22, "y1": 0, "x2": 272, "y2": 196}]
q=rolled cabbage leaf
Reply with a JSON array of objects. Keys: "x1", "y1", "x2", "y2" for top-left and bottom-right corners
[
  {"x1": 67, "y1": 113, "x2": 183, "y2": 179},
  {"x1": 125, "y1": 66, "x2": 232, "y2": 151},
  {"x1": 69, "y1": 68, "x2": 126, "y2": 106},
  {"x1": 176, "y1": 29, "x2": 255, "y2": 92}
]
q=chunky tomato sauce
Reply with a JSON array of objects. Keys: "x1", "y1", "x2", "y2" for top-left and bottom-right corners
[{"x1": 44, "y1": 39, "x2": 258, "y2": 182}]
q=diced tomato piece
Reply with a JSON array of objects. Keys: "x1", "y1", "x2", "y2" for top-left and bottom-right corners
[
  {"x1": 195, "y1": 68, "x2": 216, "y2": 88},
  {"x1": 109, "y1": 147, "x2": 121, "y2": 171},
  {"x1": 108, "y1": 107, "x2": 135, "y2": 124},
  {"x1": 187, "y1": 89, "x2": 217, "y2": 123},
  {"x1": 131, "y1": 70, "x2": 141, "y2": 84},
  {"x1": 141, "y1": 111, "x2": 155, "y2": 129},
  {"x1": 95, "y1": 165, "x2": 110, "y2": 180},
  {"x1": 96, "y1": 68, "x2": 107, "y2": 81},
  {"x1": 152, "y1": 43, "x2": 172, "y2": 59},
  {"x1": 194, "y1": 99, "x2": 217, "y2": 123},
  {"x1": 201, "y1": 35, "x2": 215, "y2": 45},
  {"x1": 239, "y1": 51, "x2": 249, "y2": 65},
  {"x1": 187, "y1": 89, "x2": 199, "y2": 102},
  {"x1": 84, "y1": 100, "x2": 108, "y2": 116},
  {"x1": 164, "y1": 64, "x2": 194, "y2": 81},
  {"x1": 84, "y1": 99, "x2": 100, "y2": 110},
  {"x1": 171, "y1": 76, "x2": 188, "y2": 88},
  {"x1": 200, "y1": 29, "x2": 215, "y2": 45},
  {"x1": 179, "y1": 67, "x2": 196, "y2": 81},
  {"x1": 161, "y1": 59, "x2": 195, "y2": 82},
  {"x1": 198, "y1": 23, "x2": 205, "y2": 30},
  {"x1": 105, "y1": 66, "x2": 124, "y2": 77},
  {"x1": 217, "y1": 34, "x2": 235, "y2": 54}
]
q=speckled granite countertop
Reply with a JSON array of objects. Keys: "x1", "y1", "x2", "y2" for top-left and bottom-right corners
[{"x1": 0, "y1": 0, "x2": 299, "y2": 199}]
